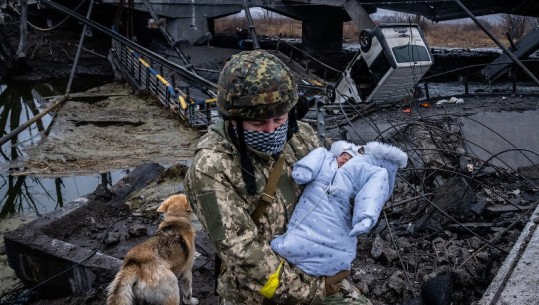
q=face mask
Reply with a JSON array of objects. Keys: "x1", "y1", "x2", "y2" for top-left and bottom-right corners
[{"x1": 235, "y1": 121, "x2": 288, "y2": 155}]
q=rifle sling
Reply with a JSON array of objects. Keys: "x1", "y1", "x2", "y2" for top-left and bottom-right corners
[{"x1": 251, "y1": 154, "x2": 286, "y2": 224}]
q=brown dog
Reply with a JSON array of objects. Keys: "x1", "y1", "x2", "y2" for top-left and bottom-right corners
[{"x1": 106, "y1": 194, "x2": 198, "y2": 305}]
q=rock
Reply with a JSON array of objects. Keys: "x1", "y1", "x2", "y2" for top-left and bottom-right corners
[
  {"x1": 104, "y1": 232, "x2": 121, "y2": 247},
  {"x1": 467, "y1": 236, "x2": 483, "y2": 250},
  {"x1": 371, "y1": 235, "x2": 384, "y2": 259},
  {"x1": 388, "y1": 270, "x2": 406, "y2": 294},
  {"x1": 432, "y1": 176, "x2": 477, "y2": 217},
  {"x1": 382, "y1": 247, "x2": 399, "y2": 264},
  {"x1": 474, "y1": 166, "x2": 498, "y2": 178},
  {"x1": 446, "y1": 243, "x2": 469, "y2": 266},
  {"x1": 453, "y1": 268, "x2": 475, "y2": 287},
  {"x1": 93, "y1": 184, "x2": 114, "y2": 200},
  {"x1": 128, "y1": 224, "x2": 148, "y2": 238},
  {"x1": 355, "y1": 280, "x2": 370, "y2": 294},
  {"x1": 470, "y1": 197, "x2": 490, "y2": 215},
  {"x1": 396, "y1": 236, "x2": 413, "y2": 251}
]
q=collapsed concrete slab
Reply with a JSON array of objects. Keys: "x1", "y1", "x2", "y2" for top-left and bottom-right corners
[
  {"x1": 477, "y1": 203, "x2": 539, "y2": 305},
  {"x1": 3, "y1": 163, "x2": 164, "y2": 297}
]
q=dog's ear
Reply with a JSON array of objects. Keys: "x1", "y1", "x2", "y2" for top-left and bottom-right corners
[
  {"x1": 176, "y1": 194, "x2": 193, "y2": 213},
  {"x1": 156, "y1": 204, "x2": 166, "y2": 213},
  {"x1": 157, "y1": 197, "x2": 171, "y2": 213}
]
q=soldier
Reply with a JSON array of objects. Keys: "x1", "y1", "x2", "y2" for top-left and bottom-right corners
[{"x1": 184, "y1": 49, "x2": 372, "y2": 305}]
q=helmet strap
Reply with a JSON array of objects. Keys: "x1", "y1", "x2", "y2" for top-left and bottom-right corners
[{"x1": 228, "y1": 120, "x2": 257, "y2": 195}]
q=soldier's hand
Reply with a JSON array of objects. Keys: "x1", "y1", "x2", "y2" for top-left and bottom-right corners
[{"x1": 324, "y1": 270, "x2": 350, "y2": 296}]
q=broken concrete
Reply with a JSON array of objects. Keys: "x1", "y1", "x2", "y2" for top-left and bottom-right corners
[
  {"x1": 4, "y1": 162, "x2": 217, "y2": 304},
  {"x1": 3, "y1": 95, "x2": 539, "y2": 305},
  {"x1": 4, "y1": 163, "x2": 163, "y2": 297},
  {"x1": 5, "y1": 82, "x2": 202, "y2": 177},
  {"x1": 477, "y1": 204, "x2": 539, "y2": 305}
]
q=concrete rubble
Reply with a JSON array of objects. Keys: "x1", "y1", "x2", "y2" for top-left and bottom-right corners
[{"x1": 2, "y1": 90, "x2": 538, "y2": 305}]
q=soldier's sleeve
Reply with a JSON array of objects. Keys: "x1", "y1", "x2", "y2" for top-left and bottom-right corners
[{"x1": 184, "y1": 149, "x2": 326, "y2": 304}]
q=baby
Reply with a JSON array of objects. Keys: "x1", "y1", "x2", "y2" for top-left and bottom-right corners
[{"x1": 271, "y1": 140, "x2": 407, "y2": 276}]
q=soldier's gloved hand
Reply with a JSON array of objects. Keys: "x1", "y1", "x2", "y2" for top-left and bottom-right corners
[{"x1": 350, "y1": 218, "x2": 373, "y2": 236}]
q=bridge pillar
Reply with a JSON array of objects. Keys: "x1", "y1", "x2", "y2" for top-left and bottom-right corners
[{"x1": 302, "y1": 16, "x2": 343, "y2": 54}]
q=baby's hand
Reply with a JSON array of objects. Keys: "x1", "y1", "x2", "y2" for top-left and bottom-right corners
[
  {"x1": 350, "y1": 218, "x2": 373, "y2": 236},
  {"x1": 292, "y1": 167, "x2": 313, "y2": 184}
]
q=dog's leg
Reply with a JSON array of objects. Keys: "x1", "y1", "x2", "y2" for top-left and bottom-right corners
[
  {"x1": 159, "y1": 271, "x2": 181, "y2": 305},
  {"x1": 179, "y1": 270, "x2": 199, "y2": 305}
]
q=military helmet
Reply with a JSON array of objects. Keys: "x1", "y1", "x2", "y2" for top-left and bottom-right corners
[{"x1": 217, "y1": 49, "x2": 298, "y2": 120}]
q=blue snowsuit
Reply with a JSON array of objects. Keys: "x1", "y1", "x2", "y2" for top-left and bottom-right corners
[{"x1": 271, "y1": 141, "x2": 407, "y2": 276}]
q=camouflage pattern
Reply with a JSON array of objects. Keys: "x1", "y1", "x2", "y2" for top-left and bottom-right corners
[
  {"x1": 217, "y1": 50, "x2": 298, "y2": 120},
  {"x1": 219, "y1": 290, "x2": 373, "y2": 305},
  {"x1": 185, "y1": 120, "x2": 325, "y2": 304}
]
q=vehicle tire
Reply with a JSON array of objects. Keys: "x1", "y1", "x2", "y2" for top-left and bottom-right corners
[
  {"x1": 326, "y1": 84, "x2": 336, "y2": 102},
  {"x1": 359, "y1": 29, "x2": 372, "y2": 52}
]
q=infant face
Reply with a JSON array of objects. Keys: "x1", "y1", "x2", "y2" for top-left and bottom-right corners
[{"x1": 337, "y1": 152, "x2": 352, "y2": 168}]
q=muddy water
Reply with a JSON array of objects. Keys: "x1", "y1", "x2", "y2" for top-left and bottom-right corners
[
  {"x1": 0, "y1": 78, "x2": 126, "y2": 295},
  {"x1": 0, "y1": 78, "x2": 120, "y2": 219},
  {"x1": 462, "y1": 110, "x2": 539, "y2": 170}
]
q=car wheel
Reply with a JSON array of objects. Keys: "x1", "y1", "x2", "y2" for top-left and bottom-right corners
[{"x1": 359, "y1": 29, "x2": 372, "y2": 52}]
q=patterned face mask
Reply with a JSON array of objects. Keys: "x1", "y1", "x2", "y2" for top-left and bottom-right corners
[{"x1": 236, "y1": 121, "x2": 288, "y2": 155}]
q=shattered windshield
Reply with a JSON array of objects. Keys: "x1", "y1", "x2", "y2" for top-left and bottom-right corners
[{"x1": 392, "y1": 44, "x2": 431, "y2": 63}]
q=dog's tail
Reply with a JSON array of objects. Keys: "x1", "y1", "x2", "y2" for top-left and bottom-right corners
[{"x1": 106, "y1": 264, "x2": 138, "y2": 305}]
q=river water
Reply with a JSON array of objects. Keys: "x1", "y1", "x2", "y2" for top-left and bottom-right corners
[{"x1": 0, "y1": 77, "x2": 125, "y2": 220}]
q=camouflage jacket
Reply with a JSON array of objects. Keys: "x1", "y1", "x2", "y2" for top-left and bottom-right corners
[{"x1": 184, "y1": 120, "x2": 325, "y2": 304}]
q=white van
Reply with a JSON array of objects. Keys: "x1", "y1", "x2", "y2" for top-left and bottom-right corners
[{"x1": 326, "y1": 24, "x2": 433, "y2": 108}]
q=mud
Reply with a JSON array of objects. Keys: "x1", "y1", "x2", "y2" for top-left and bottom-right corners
[
  {"x1": 5, "y1": 82, "x2": 203, "y2": 177},
  {"x1": 0, "y1": 12, "x2": 112, "y2": 83}
]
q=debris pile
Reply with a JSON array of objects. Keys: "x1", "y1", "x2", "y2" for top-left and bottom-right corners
[{"x1": 348, "y1": 114, "x2": 538, "y2": 305}]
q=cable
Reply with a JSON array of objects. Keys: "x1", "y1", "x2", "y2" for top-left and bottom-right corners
[
  {"x1": 9, "y1": 0, "x2": 87, "y2": 32},
  {"x1": 383, "y1": 210, "x2": 419, "y2": 298}
]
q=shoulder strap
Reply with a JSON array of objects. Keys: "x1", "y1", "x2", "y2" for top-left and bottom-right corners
[{"x1": 250, "y1": 154, "x2": 286, "y2": 224}]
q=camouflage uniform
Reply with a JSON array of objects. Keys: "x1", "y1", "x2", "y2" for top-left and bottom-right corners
[
  {"x1": 185, "y1": 120, "x2": 323, "y2": 304},
  {"x1": 184, "y1": 50, "x2": 372, "y2": 305}
]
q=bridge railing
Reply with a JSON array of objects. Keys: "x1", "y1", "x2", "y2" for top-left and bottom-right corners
[{"x1": 110, "y1": 38, "x2": 219, "y2": 128}]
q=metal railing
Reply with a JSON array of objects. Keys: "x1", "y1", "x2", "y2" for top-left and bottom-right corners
[{"x1": 110, "y1": 38, "x2": 219, "y2": 128}]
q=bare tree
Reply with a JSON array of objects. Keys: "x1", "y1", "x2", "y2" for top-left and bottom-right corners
[
  {"x1": 501, "y1": 14, "x2": 530, "y2": 40},
  {"x1": 253, "y1": 8, "x2": 274, "y2": 21}
]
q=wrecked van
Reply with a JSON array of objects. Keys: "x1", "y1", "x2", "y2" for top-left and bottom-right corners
[{"x1": 326, "y1": 24, "x2": 433, "y2": 108}]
